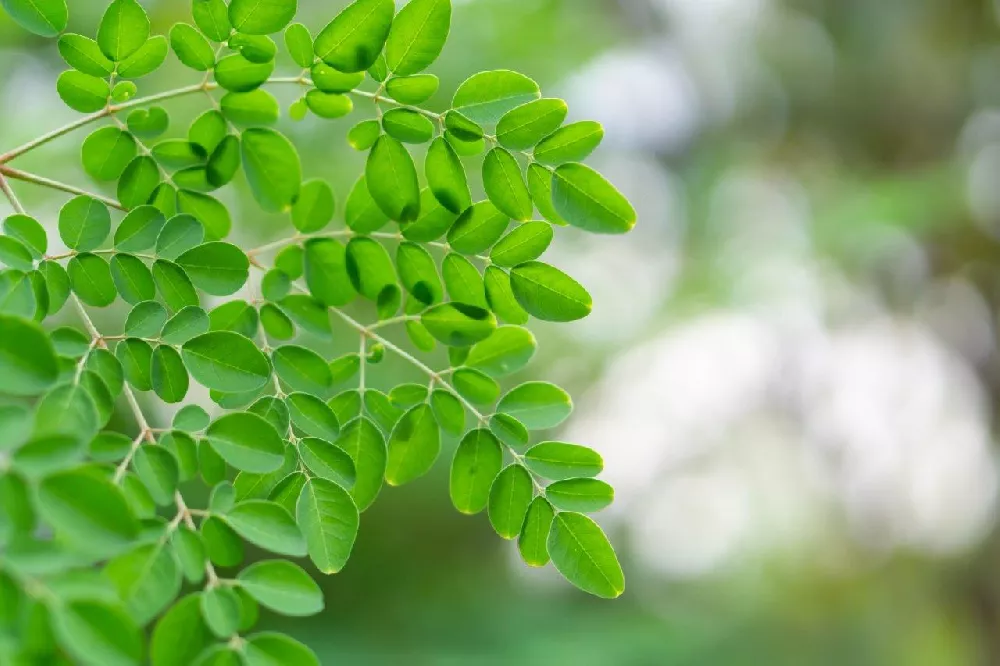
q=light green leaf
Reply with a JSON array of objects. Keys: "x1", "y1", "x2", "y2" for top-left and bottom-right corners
[
  {"x1": 425, "y1": 137, "x2": 470, "y2": 214},
  {"x1": 400, "y1": 188, "x2": 456, "y2": 241},
  {"x1": 59, "y1": 195, "x2": 110, "y2": 251},
  {"x1": 176, "y1": 242, "x2": 249, "y2": 295},
  {"x1": 161, "y1": 305, "x2": 210, "y2": 344},
  {"x1": 465, "y1": 325, "x2": 535, "y2": 377},
  {"x1": 118, "y1": 35, "x2": 168, "y2": 78},
  {"x1": 345, "y1": 175, "x2": 390, "y2": 232},
  {"x1": 509, "y1": 261, "x2": 591, "y2": 322},
  {"x1": 304, "y1": 90, "x2": 354, "y2": 118},
  {"x1": 429, "y1": 389, "x2": 463, "y2": 435},
  {"x1": 278, "y1": 293, "x2": 332, "y2": 337},
  {"x1": 105, "y1": 542, "x2": 181, "y2": 624},
  {"x1": 0, "y1": 236, "x2": 32, "y2": 271},
  {"x1": 299, "y1": 437, "x2": 355, "y2": 489},
  {"x1": 133, "y1": 444, "x2": 180, "y2": 504},
  {"x1": 177, "y1": 192, "x2": 230, "y2": 241},
  {"x1": 421, "y1": 302, "x2": 495, "y2": 346},
  {"x1": 348, "y1": 119, "x2": 381, "y2": 150},
  {"x1": 58, "y1": 33, "x2": 113, "y2": 75},
  {"x1": 452, "y1": 367, "x2": 499, "y2": 405},
  {"x1": 4, "y1": 214, "x2": 46, "y2": 259},
  {"x1": 237, "y1": 560, "x2": 323, "y2": 616},
  {"x1": 200, "y1": 586, "x2": 241, "y2": 638},
  {"x1": 452, "y1": 70, "x2": 540, "y2": 125},
  {"x1": 56, "y1": 70, "x2": 109, "y2": 112},
  {"x1": 150, "y1": 594, "x2": 214, "y2": 666},
  {"x1": 313, "y1": 0, "x2": 394, "y2": 73},
  {"x1": 115, "y1": 206, "x2": 165, "y2": 252},
  {"x1": 449, "y1": 429, "x2": 503, "y2": 515},
  {"x1": 156, "y1": 214, "x2": 204, "y2": 260},
  {"x1": 54, "y1": 600, "x2": 144, "y2": 666},
  {"x1": 488, "y1": 463, "x2": 533, "y2": 539},
  {"x1": 483, "y1": 147, "x2": 532, "y2": 221},
  {"x1": 551, "y1": 163, "x2": 637, "y2": 235},
  {"x1": 241, "y1": 128, "x2": 301, "y2": 212},
  {"x1": 385, "y1": 0, "x2": 450, "y2": 75},
  {"x1": 497, "y1": 98, "x2": 568, "y2": 150},
  {"x1": 524, "y1": 442, "x2": 602, "y2": 481},
  {"x1": 214, "y1": 53, "x2": 274, "y2": 92},
  {"x1": 230, "y1": 32, "x2": 277, "y2": 62},
  {"x1": 205, "y1": 412, "x2": 284, "y2": 473},
  {"x1": 182, "y1": 331, "x2": 270, "y2": 393},
  {"x1": 311, "y1": 62, "x2": 365, "y2": 93},
  {"x1": 206, "y1": 135, "x2": 241, "y2": 186},
  {"x1": 334, "y1": 417, "x2": 386, "y2": 510},
  {"x1": 272, "y1": 345, "x2": 333, "y2": 395},
  {"x1": 545, "y1": 478, "x2": 613, "y2": 512},
  {"x1": 109, "y1": 254, "x2": 155, "y2": 305},
  {"x1": 447, "y1": 200, "x2": 509, "y2": 255},
  {"x1": 396, "y1": 241, "x2": 442, "y2": 306},
  {"x1": 284, "y1": 22, "x2": 313, "y2": 67},
  {"x1": 118, "y1": 155, "x2": 161, "y2": 209},
  {"x1": 151, "y1": 345, "x2": 189, "y2": 403},
  {"x1": 292, "y1": 179, "x2": 335, "y2": 232},
  {"x1": 296, "y1": 477, "x2": 359, "y2": 573},
  {"x1": 68, "y1": 253, "x2": 117, "y2": 307},
  {"x1": 81, "y1": 127, "x2": 136, "y2": 181},
  {"x1": 170, "y1": 22, "x2": 215, "y2": 70},
  {"x1": 534, "y1": 121, "x2": 604, "y2": 165},
  {"x1": 490, "y1": 221, "x2": 552, "y2": 267},
  {"x1": 547, "y1": 512, "x2": 624, "y2": 598},
  {"x1": 37, "y1": 468, "x2": 139, "y2": 556},
  {"x1": 365, "y1": 135, "x2": 421, "y2": 223},
  {"x1": 385, "y1": 74, "x2": 439, "y2": 104},
  {"x1": 518, "y1": 496, "x2": 554, "y2": 567},
  {"x1": 193, "y1": 0, "x2": 232, "y2": 42},
  {"x1": 229, "y1": 0, "x2": 296, "y2": 35},
  {"x1": 221, "y1": 90, "x2": 279, "y2": 127},
  {"x1": 497, "y1": 381, "x2": 572, "y2": 430},
  {"x1": 224, "y1": 500, "x2": 306, "y2": 557},
  {"x1": 382, "y1": 108, "x2": 434, "y2": 143},
  {"x1": 442, "y1": 252, "x2": 486, "y2": 307},
  {"x1": 244, "y1": 632, "x2": 319, "y2": 666},
  {"x1": 97, "y1": 0, "x2": 150, "y2": 62},
  {"x1": 286, "y1": 391, "x2": 340, "y2": 441},
  {"x1": 152, "y1": 259, "x2": 199, "y2": 312},
  {"x1": 116, "y1": 337, "x2": 153, "y2": 390},
  {"x1": 303, "y1": 237, "x2": 355, "y2": 306},
  {"x1": 3, "y1": 0, "x2": 67, "y2": 37},
  {"x1": 127, "y1": 106, "x2": 170, "y2": 139},
  {"x1": 385, "y1": 403, "x2": 440, "y2": 486}
]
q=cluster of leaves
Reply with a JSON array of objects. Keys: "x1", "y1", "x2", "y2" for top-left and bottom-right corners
[{"x1": 0, "y1": 0, "x2": 636, "y2": 663}]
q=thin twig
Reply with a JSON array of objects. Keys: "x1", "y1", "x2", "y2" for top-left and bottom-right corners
[{"x1": 0, "y1": 165, "x2": 125, "y2": 210}]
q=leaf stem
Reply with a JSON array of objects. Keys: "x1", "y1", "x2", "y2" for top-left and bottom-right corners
[{"x1": 0, "y1": 165, "x2": 125, "y2": 210}]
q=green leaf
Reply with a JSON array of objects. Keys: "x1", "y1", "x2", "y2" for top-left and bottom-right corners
[
  {"x1": 296, "y1": 477, "x2": 359, "y2": 573},
  {"x1": 4, "y1": 214, "x2": 46, "y2": 259},
  {"x1": 299, "y1": 437, "x2": 355, "y2": 489},
  {"x1": 133, "y1": 444, "x2": 180, "y2": 504},
  {"x1": 452, "y1": 70, "x2": 540, "y2": 125},
  {"x1": 311, "y1": 62, "x2": 365, "y2": 92},
  {"x1": 56, "y1": 70, "x2": 109, "y2": 112},
  {"x1": 127, "y1": 106, "x2": 170, "y2": 139},
  {"x1": 273, "y1": 345, "x2": 333, "y2": 394},
  {"x1": 224, "y1": 500, "x2": 306, "y2": 556},
  {"x1": 286, "y1": 391, "x2": 340, "y2": 441},
  {"x1": 58, "y1": 33, "x2": 113, "y2": 75},
  {"x1": 205, "y1": 411, "x2": 284, "y2": 473},
  {"x1": 152, "y1": 259, "x2": 199, "y2": 312},
  {"x1": 230, "y1": 32, "x2": 277, "y2": 62},
  {"x1": 551, "y1": 163, "x2": 637, "y2": 234},
  {"x1": 170, "y1": 22, "x2": 215, "y2": 70},
  {"x1": 118, "y1": 35, "x2": 168, "y2": 78},
  {"x1": 59, "y1": 195, "x2": 110, "y2": 251},
  {"x1": 304, "y1": 90, "x2": 354, "y2": 118},
  {"x1": 509, "y1": 261, "x2": 591, "y2": 322},
  {"x1": 81, "y1": 127, "x2": 136, "y2": 181},
  {"x1": 484, "y1": 265, "x2": 528, "y2": 324},
  {"x1": 545, "y1": 478, "x2": 613, "y2": 513},
  {"x1": 345, "y1": 236, "x2": 397, "y2": 303},
  {"x1": 233, "y1": 447, "x2": 295, "y2": 501},
  {"x1": 303, "y1": 237, "x2": 355, "y2": 306},
  {"x1": 37, "y1": 468, "x2": 138, "y2": 556},
  {"x1": 182, "y1": 331, "x2": 271, "y2": 393},
  {"x1": 12, "y1": 434, "x2": 82, "y2": 477},
  {"x1": 110, "y1": 254, "x2": 155, "y2": 305},
  {"x1": 178, "y1": 191, "x2": 230, "y2": 241},
  {"x1": 171, "y1": 526, "x2": 206, "y2": 583},
  {"x1": 483, "y1": 147, "x2": 532, "y2": 221},
  {"x1": 524, "y1": 442, "x2": 602, "y2": 481},
  {"x1": 206, "y1": 135, "x2": 241, "y2": 186},
  {"x1": 334, "y1": 417, "x2": 386, "y2": 510},
  {"x1": 429, "y1": 389, "x2": 463, "y2": 435},
  {"x1": 452, "y1": 367, "x2": 499, "y2": 405},
  {"x1": 241, "y1": 128, "x2": 302, "y2": 212},
  {"x1": 97, "y1": 0, "x2": 150, "y2": 62},
  {"x1": 105, "y1": 542, "x2": 181, "y2": 624},
  {"x1": 115, "y1": 206, "x2": 166, "y2": 252},
  {"x1": 278, "y1": 294, "x2": 332, "y2": 337},
  {"x1": 161, "y1": 305, "x2": 210, "y2": 344},
  {"x1": 385, "y1": 74, "x2": 439, "y2": 104},
  {"x1": 200, "y1": 586, "x2": 240, "y2": 638},
  {"x1": 465, "y1": 325, "x2": 535, "y2": 376},
  {"x1": 153, "y1": 139, "x2": 206, "y2": 169},
  {"x1": 174, "y1": 404, "x2": 211, "y2": 432},
  {"x1": 261, "y1": 269, "x2": 290, "y2": 302},
  {"x1": 382, "y1": 108, "x2": 434, "y2": 143},
  {"x1": 151, "y1": 345, "x2": 190, "y2": 403},
  {"x1": 237, "y1": 560, "x2": 323, "y2": 617},
  {"x1": 444, "y1": 109, "x2": 483, "y2": 141},
  {"x1": 424, "y1": 137, "x2": 470, "y2": 214},
  {"x1": 348, "y1": 119, "x2": 381, "y2": 150},
  {"x1": 497, "y1": 381, "x2": 572, "y2": 430},
  {"x1": 396, "y1": 241, "x2": 442, "y2": 305},
  {"x1": 547, "y1": 512, "x2": 624, "y2": 598},
  {"x1": 497, "y1": 98, "x2": 568, "y2": 150},
  {"x1": 176, "y1": 242, "x2": 249, "y2": 295},
  {"x1": 118, "y1": 156, "x2": 161, "y2": 209},
  {"x1": 2, "y1": 0, "x2": 67, "y2": 37},
  {"x1": 214, "y1": 53, "x2": 274, "y2": 91},
  {"x1": 284, "y1": 22, "x2": 313, "y2": 67},
  {"x1": 157, "y1": 214, "x2": 204, "y2": 259},
  {"x1": 292, "y1": 179, "x2": 335, "y2": 232},
  {"x1": 488, "y1": 463, "x2": 533, "y2": 539},
  {"x1": 442, "y1": 252, "x2": 487, "y2": 306},
  {"x1": 421, "y1": 302, "x2": 496, "y2": 346},
  {"x1": 449, "y1": 429, "x2": 503, "y2": 515},
  {"x1": 260, "y1": 302, "x2": 294, "y2": 340},
  {"x1": 193, "y1": 0, "x2": 232, "y2": 42},
  {"x1": 365, "y1": 135, "x2": 421, "y2": 223},
  {"x1": 345, "y1": 175, "x2": 390, "y2": 232},
  {"x1": 0, "y1": 236, "x2": 32, "y2": 271},
  {"x1": 490, "y1": 221, "x2": 552, "y2": 267},
  {"x1": 150, "y1": 594, "x2": 214, "y2": 666},
  {"x1": 54, "y1": 600, "x2": 144, "y2": 666},
  {"x1": 68, "y1": 253, "x2": 117, "y2": 307},
  {"x1": 313, "y1": 0, "x2": 394, "y2": 73},
  {"x1": 244, "y1": 632, "x2": 319, "y2": 666},
  {"x1": 534, "y1": 121, "x2": 604, "y2": 165},
  {"x1": 220, "y1": 90, "x2": 279, "y2": 127},
  {"x1": 518, "y1": 496, "x2": 554, "y2": 567},
  {"x1": 116, "y1": 337, "x2": 153, "y2": 390},
  {"x1": 229, "y1": 0, "x2": 295, "y2": 35},
  {"x1": 385, "y1": 0, "x2": 450, "y2": 75},
  {"x1": 385, "y1": 403, "x2": 440, "y2": 486},
  {"x1": 447, "y1": 200, "x2": 509, "y2": 255},
  {"x1": 269, "y1": 466, "x2": 307, "y2": 514}
]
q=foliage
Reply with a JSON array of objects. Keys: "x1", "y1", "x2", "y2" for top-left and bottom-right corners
[{"x1": 0, "y1": 0, "x2": 636, "y2": 663}]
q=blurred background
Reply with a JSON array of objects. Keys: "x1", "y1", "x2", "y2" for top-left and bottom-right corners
[{"x1": 7, "y1": 0, "x2": 1000, "y2": 663}]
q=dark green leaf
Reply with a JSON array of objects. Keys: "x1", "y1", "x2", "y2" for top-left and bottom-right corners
[
  {"x1": 224, "y1": 500, "x2": 306, "y2": 556},
  {"x1": 176, "y1": 242, "x2": 249, "y2": 295},
  {"x1": 151, "y1": 345, "x2": 189, "y2": 403}
]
